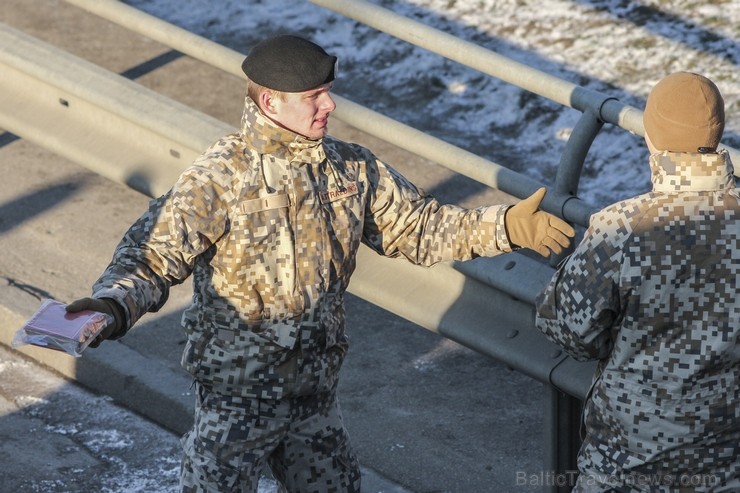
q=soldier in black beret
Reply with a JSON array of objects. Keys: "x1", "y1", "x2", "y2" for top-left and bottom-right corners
[
  {"x1": 67, "y1": 34, "x2": 574, "y2": 493},
  {"x1": 240, "y1": 35, "x2": 339, "y2": 141}
]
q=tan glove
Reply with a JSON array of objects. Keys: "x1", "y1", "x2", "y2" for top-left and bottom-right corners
[{"x1": 505, "y1": 187, "x2": 575, "y2": 257}]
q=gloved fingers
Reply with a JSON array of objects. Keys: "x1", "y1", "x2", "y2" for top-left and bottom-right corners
[
  {"x1": 86, "y1": 313, "x2": 119, "y2": 348},
  {"x1": 548, "y1": 215, "x2": 575, "y2": 238},
  {"x1": 66, "y1": 297, "x2": 121, "y2": 347},
  {"x1": 546, "y1": 227, "x2": 572, "y2": 250},
  {"x1": 534, "y1": 242, "x2": 552, "y2": 257},
  {"x1": 65, "y1": 297, "x2": 98, "y2": 313},
  {"x1": 539, "y1": 235, "x2": 565, "y2": 256},
  {"x1": 88, "y1": 332, "x2": 110, "y2": 349}
]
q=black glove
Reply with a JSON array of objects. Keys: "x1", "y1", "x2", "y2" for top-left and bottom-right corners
[{"x1": 65, "y1": 297, "x2": 126, "y2": 348}]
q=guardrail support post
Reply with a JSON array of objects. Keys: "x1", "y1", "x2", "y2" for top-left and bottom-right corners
[
  {"x1": 544, "y1": 385, "x2": 583, "y2": 493},
  {"x1": 554, "y1": 110, "x2": 605, "y2": 199}
]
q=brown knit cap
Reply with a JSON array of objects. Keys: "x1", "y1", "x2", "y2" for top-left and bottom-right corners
[{"x1": 643, "y1": 72, "x2": 725, "y2": 153}]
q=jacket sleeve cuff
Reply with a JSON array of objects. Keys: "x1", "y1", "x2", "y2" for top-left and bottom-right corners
[
  {"x1": 481, "y1": 204, "x2": 515, "y2": 253},
  {"x1": 93, "y1": 289, "x2": 132, "y2": 335}
]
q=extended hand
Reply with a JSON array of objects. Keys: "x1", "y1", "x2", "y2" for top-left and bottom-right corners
[
  {"x1": 65, "y1": 297, "x2": 125, "y2": 347},
  {"x1": 505, "y1": 188, "x2": 575, "y2": 257}
]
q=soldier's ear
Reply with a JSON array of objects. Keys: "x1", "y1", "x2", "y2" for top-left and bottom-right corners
[{"x1": 260, "y1": 90, "x2": 279, "y2": 115}]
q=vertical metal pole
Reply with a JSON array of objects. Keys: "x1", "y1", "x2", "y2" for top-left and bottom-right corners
[
  {"x1": 548, "y1": 109, "x2": 605, "y2": 267},
  {"x1": 544, "y1": 385, "x2": 583, "y2": 493},
  {"x1": 553, "y1": 110, "x2": 605, "y2": 200}
]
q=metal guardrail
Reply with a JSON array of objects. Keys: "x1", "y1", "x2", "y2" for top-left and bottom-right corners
[{"x1": 0, "y1": 24, "x2": 230, "y2": 198}]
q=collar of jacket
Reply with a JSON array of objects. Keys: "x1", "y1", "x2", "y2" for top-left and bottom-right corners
[
  {"x1": 239, "y1": 96, "x2": 327, "y2": 165},
  {"x1": 650, "y1": 149, "x2": 735, "y2": 193}
]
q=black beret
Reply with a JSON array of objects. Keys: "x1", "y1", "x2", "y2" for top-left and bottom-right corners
[{"x1": 242, "y1": 35, "x2": 337, "y2": 92}]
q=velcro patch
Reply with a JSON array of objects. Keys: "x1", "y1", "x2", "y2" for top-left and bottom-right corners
[{"x1": 240, "y1": 193, "x2": 290, "y2": 214}]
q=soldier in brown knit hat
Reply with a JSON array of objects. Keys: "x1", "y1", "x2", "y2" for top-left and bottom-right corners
[
  {"x1": 536, "y1": 71, "x2": 739, "y2": 491},
  {"x1": 643, "y1": 71, "x2": 725, "y2": 154}
]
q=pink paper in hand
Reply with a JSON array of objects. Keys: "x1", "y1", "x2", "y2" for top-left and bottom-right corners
[{"x1": 12, "y1": 299, "x2": 112, "y2": 357}]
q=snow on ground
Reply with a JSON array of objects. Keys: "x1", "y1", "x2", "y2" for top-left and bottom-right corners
[{"x1": 124, "y1": 0, "x2": 738, "y2": 209}]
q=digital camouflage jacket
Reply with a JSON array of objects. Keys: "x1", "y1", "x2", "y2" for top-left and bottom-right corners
[
  {"x1": 536, "y1": 150, "x2": 739, "y2": 492},
  {"x1": 91, "y1": 96, "x2": 513, "y2": 399}
]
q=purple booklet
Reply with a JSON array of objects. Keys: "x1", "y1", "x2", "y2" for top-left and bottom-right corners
[{"x1": 12, "y1": 299, "x2": 112, "y2": 357}]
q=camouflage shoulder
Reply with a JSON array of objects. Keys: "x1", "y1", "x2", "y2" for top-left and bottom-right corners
[{"x1": 189, "y1": 132, "x2": 258, "y2": 178}]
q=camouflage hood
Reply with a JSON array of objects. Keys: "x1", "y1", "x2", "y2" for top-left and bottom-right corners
[
  {"x1": 650, "y1": 149, "x2": 734, "y2": 193},
  {"x1": 239, "y1": 95, "x2": 326, "y2": 164}
]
